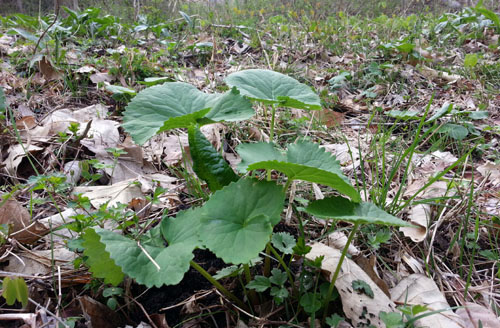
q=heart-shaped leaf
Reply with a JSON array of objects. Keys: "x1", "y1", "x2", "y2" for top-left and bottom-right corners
[
  {"x1": 94, "y1": 208, "x2": 201, "y2": 287},
  {"x1": 200, "y1": 178, "x2": 285, "y2": 264},
  {"x1": 236, "y1": 142, "x2": 285, "y2": 173},
  {"x1": 122, "y1": 82, "x2": 219, "y2": 145},
  {"x1": 82, "y1": 228, "x2": 125, "y2": 286},
  {"x1": 188, "y1": 125, "x2": 239, "y2": 191},
  {"x1": 225, "y1": 69, "x2": 321, "y2": 110},
  {"x1": 237, "y1": 141, "x2": 360, "y2": 202},
  {"x1": 306, "y1": 196, "x2": 412, "y2": 226},
  {"x1": 203, "y1": 87, "x2": 255, "y2": 123}
]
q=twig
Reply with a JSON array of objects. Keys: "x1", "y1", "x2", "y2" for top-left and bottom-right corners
[{"x1": 33, "y1": 0, "x2": 61, "y2": 55}]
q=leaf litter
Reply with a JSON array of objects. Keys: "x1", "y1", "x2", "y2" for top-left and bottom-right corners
[{"x1": 0, "y1": 2, "x2": 499, "y2": 327}]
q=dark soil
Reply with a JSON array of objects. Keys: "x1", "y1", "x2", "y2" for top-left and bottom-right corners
[{"x1": 134, "y1": 249, "x2": 227, "y2": 327}]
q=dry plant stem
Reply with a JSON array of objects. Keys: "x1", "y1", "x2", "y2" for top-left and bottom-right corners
[
  {"x1": 33, "y1": 0, "x2": 60, "y2": 55},
  {"x1": 189, "y1": 260, "x2": 249, "y2": 312},
  {"x1": 321, "y1": 222, "x2": 360, "y2": 326}
]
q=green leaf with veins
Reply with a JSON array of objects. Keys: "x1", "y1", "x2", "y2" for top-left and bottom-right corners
[
  {"x1": 300, "y1": 292, "x2": 322, "y2": 314},
  {"x1": 237, "y1": 141, "x2": 360, "y2": 202},
  {"x1": 225, "y1": 69, "x2": 321, "y2": 110},
  {"x1": 236, "y1": 142, "x2": 284, "y2": 173},
  {"x1": 188, "y1": 125, "x2": 239, "y2": 191},
  {"x1": 269, "y1": 268, "x2": 287, "y2": 286},
  {"x1": 203, "y1": 87, "x2": 255, "y2": 123},
  {"x1": 122, "y1": 82, "x2": 219, "y2": 145},
  {"x1": 271, "y1": 232, "x2": 296, "y2": 255},
  {"x1": 306, "y1": 196, "x2": 412, "y2": 226},
  {"x1": 246, "y1": 276, "x2": 271, "y2": 292},
  {"x1": 200, "y1": 178, "x2": 285, "y2": 264},
  {"x1": 82, "y1": 228, "x2": 125, "y2": 286},
  {"x1": 94, "y1": 208, "x2": 201, "y2": 288}
]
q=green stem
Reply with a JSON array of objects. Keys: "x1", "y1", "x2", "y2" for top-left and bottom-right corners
[
  {"x1": 321, "y1": 222, "x2": 360, "y2": 326},
  {"x1": 266, "y1": 104, "x2": 277, "y2": 181},
  {"x1": 269, "y1": 244, "x2": 297, "y2": 296},
  {"x1": 244, "y1": 263, "x2": 258, "y2": 305},
  {"x1": 283, "y1": 178, "x2": 292, "y2": 193},
  {"x1": 269, "y1": 104, "x2": 277, "y2": 142},
  {"x1": 264, "y1": 244, "x2": 271, "y2": 277},
  {"x1": 190, "y1": 261, "x2": 248, "y2": 311}
]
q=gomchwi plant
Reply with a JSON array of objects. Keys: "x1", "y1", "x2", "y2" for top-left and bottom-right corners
[{"x1": 80, "y1": 69, "x2": 413, "y2": 320}]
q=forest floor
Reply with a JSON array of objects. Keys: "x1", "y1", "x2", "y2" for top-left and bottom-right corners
[{"x1": 0, "y1": 2, "x2": 499, "y2": 328}]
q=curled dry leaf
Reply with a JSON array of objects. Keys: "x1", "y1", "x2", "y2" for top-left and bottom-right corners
[
  {"x1": 390, "y1": 274, "x2": 465, "y2": 328},
  {"x1": 419, "y1": 65, "x2": 462, "y2": 84},
  {"x1": 477, "y1": 162, "x2": 500, "y2": 186},
  {"x1": 456, "y1": 302, "x2": 500, "y2": 328},
  {"x1": 4, "y1": 248, "x2": 76, "y2": 276},
  {"x1": 72, "y1": 179, "x2": 145, "y2": 208},
  {"x1": 306, "y1": 243, "x2": 398, "y2": 328},
  {"x1": 400, "y1": 204, "x2": 431, "y2": 242},
  {"x1": 38, "y1": 56, "x2": 62, "y2": 81},
  {"x1": 0, "y1": 196, "x2": 47, "y2": 244},
  {"x1": 79, "y1": 296, "x2": 124, "y2": 328},
  {"x1": 3, "y1": 144, "x2": 43, "y2": 176}
]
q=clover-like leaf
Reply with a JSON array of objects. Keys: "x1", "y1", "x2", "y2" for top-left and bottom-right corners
[
  {"x1": 238, "y1": 141, "x2": 360, "y2": 202},
  {"x1": 82, "y1": 229, "x2": 125, "y2": 286},
  {"x1": 2, "y1": 277, "x2": 28, "y2": 307},
  {"x1": 204, "y1": 87, "x2": 255, "y2": 122},
  {"x1": 94, "y1": 208, "x2": 201, "y2": 287},
  {"x1": 271, "y1": 232, "x2": 296, "y2": 255},
  {"x1": 225, "y1": 69, "x2": 321, "y2": 110},
  {"x1": 122, "y1": 82, "x2": 219, "y2": 145},
  {"x1": 246, "y1": 276, "x2": 271, "y2": 292},
  {"x1": 188, "y1": 125, "x2": 239, "y2": 191},
  {"x1": 200, "y1": 178, "x2": 285, "y2": 264},
  {"x1": 306, "y1": 196, "x2": 413, "y2": 226}
]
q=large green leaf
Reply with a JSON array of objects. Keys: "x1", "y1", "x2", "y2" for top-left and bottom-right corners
[
  {"x1": 306, "y1": 196, "x2": 412, "y2": 226},
  {"x1": 122, "y1": 82, "x2": 218, "y2": 145},
  {"x1": 200, "y1": 178, "x2": 285, "y2": 264},
  {"x1": 238, "y1": 141, "x2": 360, "y2": 202},
  {"x1": 204, "y1": 87, "x2": 255, "y2": 122},
  {"x1": 225, "y1": 69, "x2": 321, "y2": 110},
  {"x1": 82, "y1": 229, "x2": 125, "y2": 286},
  {"x1": 95, "y1": 208, "x2": 201, "y2": 287},
  {"x1": 188, "y1": 125, "x2": 239, "y2": 191},
  {"x1": 236, "y1": 142, "x2": 285, "y2": 173}
]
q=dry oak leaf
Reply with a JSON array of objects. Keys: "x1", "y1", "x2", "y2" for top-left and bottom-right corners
[
  {"x1": 306, "y1": 242, "x2": 398, "y2": 328},
  {"x1": 400, "y1": 204, "x2": 431, "y2": 243},
  {"x1": 456, "y1": 302, "x2": 500, "y2": 328},
  {"x1": 391, "y1": 274, "x2": 465, "y2": 328},
  {"x1": 0, "y1": 196, "x2": 47, "y2": 244}
]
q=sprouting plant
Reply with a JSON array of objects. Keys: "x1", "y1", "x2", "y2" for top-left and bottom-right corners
[{"x1": 80, "y1": 69, "x2": 414, "y2": 322}]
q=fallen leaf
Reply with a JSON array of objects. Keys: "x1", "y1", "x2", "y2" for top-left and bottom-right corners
[
  {"x1": 0, "y1": 196, "x2": 47, "y2": 244},
  {"x1": 306, "y1": 242, "x2": 398, "y2": 328},
  {"x1": 477, "y1": 162, "x2": 500, "y2": 185},
  {"x1": 419, "y1": 65, "x2": 462, "y2": 84},
  {"x1": 4, "y1": 248, "x2": 76, "y2": 276},
  {"x1": 3, "y1": 144, "x2": 43, "y2": 177},
  {"x1": 400, "y1": 204, "x2": 431, "y2": 242},
  {"x1": 456, "y1": 302, "x2": 500, "y2": 328},
  {"x1": 38, "y1": 56, "x2": 62, "y2": 81},
  {"x1": 390, "y1": 274, "x2": 465, "y2": 328},
  {"x1": 90, "y1": 71, "x2": 113, "y2": 84},
  {"x1": 79, "y1": 296, "x2": 123, "y2": 328},
  {"x1": 72, "y1": 179, "x2": 145, "y2": 208}
]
